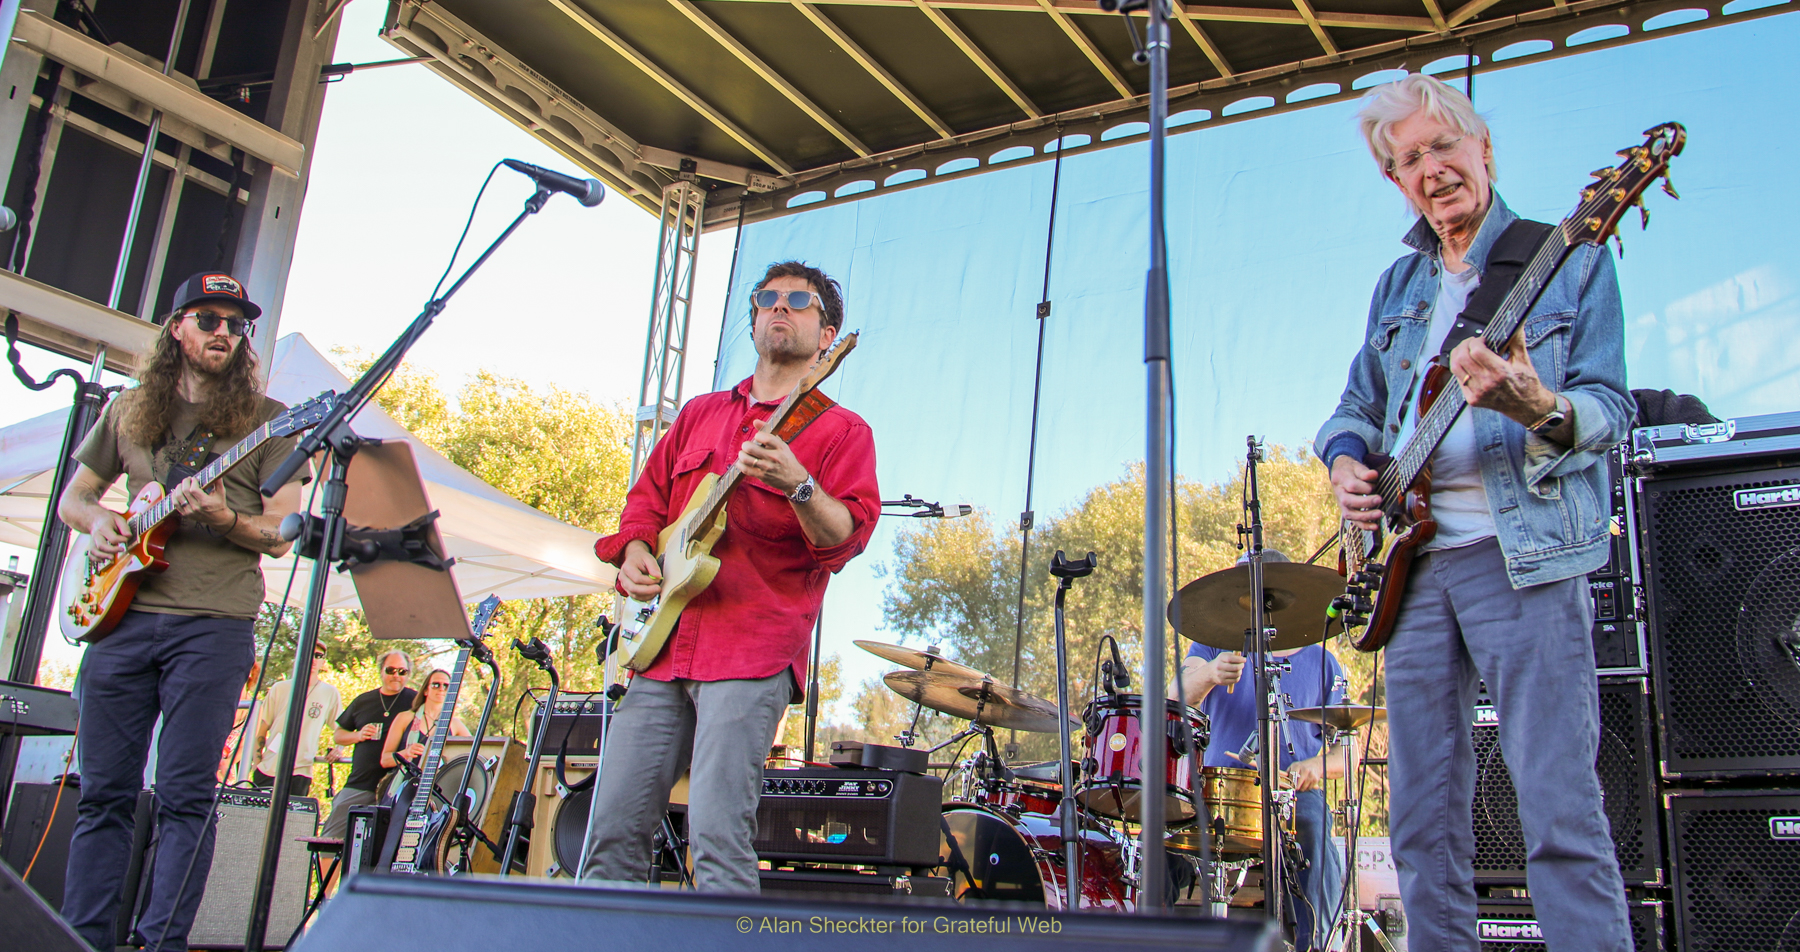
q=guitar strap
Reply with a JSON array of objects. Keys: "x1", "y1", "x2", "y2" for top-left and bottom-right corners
[
  {"x1": 1436, "y1": 218, "x2": 1556, "y2": 358},
  {"x1": 773, "y1": 389, "x2": 837, "y2": 444},
  {"x1": 160, "y1": 427, "x2": 219, "y2": 489}
]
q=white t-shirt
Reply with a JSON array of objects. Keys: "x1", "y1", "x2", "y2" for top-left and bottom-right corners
[
  {"x1": 1415, "y1": 263, "x2": 1497, "y2": 551},
  {"x1": 255, "y1": 678, "x2": 343, "y2": 778}
]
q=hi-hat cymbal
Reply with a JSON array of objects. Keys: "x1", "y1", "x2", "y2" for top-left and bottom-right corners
[
  {"x1": 853, "y1": 639, "x2": 988, "y2": 680},
  {"x1": 1169, "y1": 562, "x2": 1345, "y2": 651},
  {"x1": 882, "y1": 670, "x2": 1071, "y2": 733},
  {"x1": 1287, "y1": 704, "x2": 1387, "y2": 730}
]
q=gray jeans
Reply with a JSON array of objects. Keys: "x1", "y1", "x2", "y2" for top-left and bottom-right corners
[
  {"x1": 319, "y1": 785, "x2": 379, "y2": 841},
  {"x1": 579, "y1": 672, "x2": 792, "y2": 893},
  {"x1": 1385, "y1": 538, "x2": 1630, "y2": 952}
]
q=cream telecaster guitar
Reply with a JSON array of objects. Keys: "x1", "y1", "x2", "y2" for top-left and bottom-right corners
[
  {"x1": 609, "y1": 332, "x2": 858, "y2": 672},
  {"x1": 58, "y1": 391, "x2": 335, "y2": 643}
]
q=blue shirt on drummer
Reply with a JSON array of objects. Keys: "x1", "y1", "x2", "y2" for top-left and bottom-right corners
[{"x1": 1187, "y1": 642, "x2": 1346, "y2": 770}]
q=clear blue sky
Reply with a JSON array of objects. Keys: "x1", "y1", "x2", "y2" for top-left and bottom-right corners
[{"x1": 6, "y1": 5, "x2": 1796, "y2": 703}]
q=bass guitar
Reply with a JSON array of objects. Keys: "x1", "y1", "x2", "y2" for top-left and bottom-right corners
[
  {"x1": 386, "y1": 594, "x2": 502, "y2": 875},
  {"x1": 608, "y1": 331, "x2": 858, "y2": 672},
  {"x1": 1338, "y1": 123, "x2": 1685, "y2": 652},
  {"x1": 58, "y1": 391, "x2": 336, "y2": 643}
]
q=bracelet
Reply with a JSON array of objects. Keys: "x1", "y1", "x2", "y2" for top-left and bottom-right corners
[{"x1": 221, "y1": 510, "x2": 240, "y2": 536}]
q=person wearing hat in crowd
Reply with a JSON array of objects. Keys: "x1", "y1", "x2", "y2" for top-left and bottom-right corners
[{"x1": 56, "y1": 272, "x2": 308, "y2": 952}]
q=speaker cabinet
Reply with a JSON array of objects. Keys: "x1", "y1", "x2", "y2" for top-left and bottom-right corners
[
  {"x1": 1476, "y1": 896, "x2": 1665, "y2": 951},
  {"x1": 1665, "y1": 788, "x2": 1800, "y2": 952},
  {"x1": 2, "y1": 784, "x2": 156, "y2": 946},
  {"x1": 1469, "y1": 678, "x2": 1662, "y2": 885},
  {"x1": 434, "y1": 738, "x2": 528, "y2": 874},
  {"x1": 526, "y1": 760, "x2": 690, "y2": 880},
  {"x1": 184, "y1": 789, "x2": 317, "y2": 949},
  {"x1": 1591, "y1": 444, "x2": 1650, "y2": 675},
  {"x1": 1641, "y1": 463, "x2": 1800, "y2": 778}
]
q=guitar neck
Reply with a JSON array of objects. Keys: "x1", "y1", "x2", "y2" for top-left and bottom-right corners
[
  {"x1": 128, "y1": 421, "x2": 275, "y2": 535},
  {"x1": 407, "y1": 645, "x2": 471, "y2": 815},
  {"x1": 1377, "y1": 233, "x2": 1577, "y2": 503},
  {"x1": 680, "y1": 383, "x2": 816, "y2": 548}
]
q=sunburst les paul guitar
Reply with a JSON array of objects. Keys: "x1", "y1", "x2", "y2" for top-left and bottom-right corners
[
  {"x1": 1338, "y1": 123, "x2": 1685, "y2": 652},
  {"x1": 608, "y1": 332, "x2": 858, "y2": 672},
  {"x1": 57, "y1": 391, "x2": 335, "y2": 643}
]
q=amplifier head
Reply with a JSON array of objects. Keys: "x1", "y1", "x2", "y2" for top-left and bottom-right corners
[{"x1": 754, "y1": 768, "x2": 942, "y2": 869}]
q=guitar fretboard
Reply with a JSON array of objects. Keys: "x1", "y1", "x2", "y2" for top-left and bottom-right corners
[
  {"x1": 128, "y1": 421, "x2": 277, "y2": 535},
  {"x1": 407, "y1": 645, "x2": 470, "y2": 818}
]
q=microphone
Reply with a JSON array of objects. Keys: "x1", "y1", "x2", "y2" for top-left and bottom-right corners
[
  {"x1": 0, "y1": 206, "x2": 17, "y2": 232},
  {"x1": 501, "y1": 159, "x2": 605, "y2": 207},
  {"x1": 948, "y1": 503, "x2": 972, "y2": 518}
]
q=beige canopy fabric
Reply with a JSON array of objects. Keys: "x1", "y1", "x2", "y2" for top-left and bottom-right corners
[{"x1": 0, "y1": 333, "x2": 615, "y2": 611}]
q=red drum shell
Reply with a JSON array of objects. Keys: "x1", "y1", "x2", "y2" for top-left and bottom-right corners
[
  {"x1": 937, "y1": 804, "x2": 1133, "y2": 912},
  {"x1": 972, "y1": 778, "x2": 1063, "y2": 817},
  {"x1": 1076, "y1": 694, "x2": 1209, "y2": 822}
]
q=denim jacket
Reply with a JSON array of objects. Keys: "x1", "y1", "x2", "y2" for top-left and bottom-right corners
[{"x1": 1313, "y1": 192, "x2": 1636, "y2": 588}]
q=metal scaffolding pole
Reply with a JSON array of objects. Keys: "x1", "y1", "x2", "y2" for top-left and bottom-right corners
[{"x1": 629, "y1": 180, "x2": 705, "y2": 479}]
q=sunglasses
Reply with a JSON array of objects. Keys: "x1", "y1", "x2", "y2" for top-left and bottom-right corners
[
  {"x1": 751, "y1": 288, "x2": 820, "y2": 310},
  {"x1": 182, "y1": 311, "x2": 253, "y2": 337},
  {"x1": 428, "y1": 681, "x2": 450, "y2": 690},
  {"x1": 382, "y1": 666, "x2": 409, "y2": 675}
]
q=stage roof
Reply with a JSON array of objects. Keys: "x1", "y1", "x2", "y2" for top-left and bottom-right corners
[{"x1": 379, "y1": 0, "x2": 1789, "y2": 229}]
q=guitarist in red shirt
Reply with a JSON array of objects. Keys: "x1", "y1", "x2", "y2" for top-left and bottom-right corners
[
  {"x1": 580, "y1": 261, "x2": 879, "y2": 893},
  {"x1": 56, "y1": 272, "x2": 306, "y2": 951}
]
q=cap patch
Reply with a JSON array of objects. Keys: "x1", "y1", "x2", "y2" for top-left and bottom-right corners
[{"x1": 200, "y1": 274, "x2": 242, "y2": 297}]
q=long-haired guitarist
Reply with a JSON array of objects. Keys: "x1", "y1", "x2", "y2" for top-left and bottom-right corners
[
  {"x1": 1315, "y1": 76, "x2": 1636, "y2": 951},
  {"x1": 55, "y1": 273, "x2": 307, "y2": 951},
  {"x1": 580, "y1": 261, "x2": 879, "y2": 893}
]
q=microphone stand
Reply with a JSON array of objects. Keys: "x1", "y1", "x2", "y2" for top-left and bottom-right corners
[
  {"x1": 243, "y1": 185, "x2": 555, "y2": 951},
  {"x1": 1242, "y1": 436, "x2": 1284, "y2": 928},
  {"x1": 1049, "y1": 550, "x2": 1097, "y2": 911},
  {"x1": 445, "y1": 638, "x2": 506, "y2": 868},
  {"x1": 497, "y1": 636, "x2": 560, "y2": 874}
]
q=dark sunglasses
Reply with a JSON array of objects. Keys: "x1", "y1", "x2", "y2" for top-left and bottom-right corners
[
  {"x1": 751, "y1": 288, "x2": 820, "y2": 310},
  {"x1": 182, "y1": 311, "x2": 253, "y2": 337},
  {"x1": 427, "y1": 681, "x2": 449, "y2": 689},
  {"x1": 382, "y1": 666, "x2": 409, "y2": 675}
]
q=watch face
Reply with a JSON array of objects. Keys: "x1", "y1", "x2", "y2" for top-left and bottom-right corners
[{"x1": 790, "y1": 478, "x2": 814, "y2": 502}]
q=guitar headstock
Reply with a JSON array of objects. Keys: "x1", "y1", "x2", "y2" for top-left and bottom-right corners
[
  {"x1": 1562, "y1": 122, "x2": 1685, "y2": 247},
  {"x1": 468, "y1": 594, "x2": 502, "y2": 639},
  {"x1": 799, "y1": 330, "x2": 858, "y2": 395},
  {"x1": 271, "y1": 390, "x2": 338, "y2": 438}
]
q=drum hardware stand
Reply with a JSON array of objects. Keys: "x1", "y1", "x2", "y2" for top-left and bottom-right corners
[
  {"x1": 497, "y1": 634, "x2": 561, "y2": 875},
  {"x1": 1049, "y1": 549, "x2": 1097, "y2": 911},
  {"x1": 650, "y1": 814, "x2": 693, "y2": 888},
  {"x1": 1239, "y1": 435, "x2": 1285, "y2": 927},
  {"x1": 246, "y1": 181, "x2": 560, "y2": 951},
  {"x1": 1321, "y1": 722, "x2": 1398, "y2": 952}
]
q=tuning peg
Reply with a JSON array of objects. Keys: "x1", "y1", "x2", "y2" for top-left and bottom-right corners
[
  {"x1": 1661, "y1": 176, "x2": 1679, "y2": 200},
  {"x1": 1616, "y1": 147, "x2": 1637, "y2": 159},
  {"x1": 1613, "y1": 233, "x2": 1625, "y2": 258},
  {"x1": 1639, "y1": 202, "x2": 1650, "y2": 229},
  {"x1": 1589, "y1": 167, "x2": 1615, "y2": 181}
]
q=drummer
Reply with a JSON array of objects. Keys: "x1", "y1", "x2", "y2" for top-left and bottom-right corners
[{"x1": 1179, "y1": 549, "x2": 1353, "y2": 952}]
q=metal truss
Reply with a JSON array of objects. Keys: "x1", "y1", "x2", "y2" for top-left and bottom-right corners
[{"x1": 630, "y1": 180, "x2": 707, "y2": 480}]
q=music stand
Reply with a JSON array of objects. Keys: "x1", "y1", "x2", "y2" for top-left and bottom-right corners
[{"x1": 340, "y1": 441, "x2": 470, "y2": 641}]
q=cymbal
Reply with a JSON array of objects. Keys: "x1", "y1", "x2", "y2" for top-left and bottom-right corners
[
  {"x1": 882, "y1": 670, "x2": 1071, "y2": 733},
  {"x1": 853, "y1": 639, "x2": 988, "y2": 680},
  {"x1": 1287, "y1": 704, "x2": 1387, "y2": 730},
  {"x1": 1169, "y1": 562, "x2": 1345, "y2": 651}
]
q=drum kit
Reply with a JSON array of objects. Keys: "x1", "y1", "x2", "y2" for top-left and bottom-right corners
[{"x1": 855, "y1": 547, "x2": 1396, "y2": 948}]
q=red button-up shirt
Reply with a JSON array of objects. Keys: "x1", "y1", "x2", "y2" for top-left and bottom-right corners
[{"x1": 593, "y1": 377, "x2": 879, "y2": 698}]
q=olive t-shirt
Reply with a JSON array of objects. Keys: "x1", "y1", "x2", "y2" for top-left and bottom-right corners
[{"x1": 72, "y1": 392, "x2": 306, "y2": 619}]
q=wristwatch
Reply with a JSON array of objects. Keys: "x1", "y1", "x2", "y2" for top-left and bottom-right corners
[
  {"x1": 1527, "y1": 393, "x2": 1571, "y2": 436},
  {"x1": 787, "y1": 473, "x2": 816, "y2": 504}
]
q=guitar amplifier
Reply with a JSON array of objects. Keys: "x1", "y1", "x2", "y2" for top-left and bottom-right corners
[
  {"x1": 1, "y1": 783, "x2": 154, "y2": 945},
  {"x1": 1476, "y1": 896, "x2": 1665, "y2": 951},
  {"x1": 1630, "y1": 410, "x2": 1800, "y2": 473},
  {"x1": 754, "y1": 768, "x2": 942, "y2": 869},
  {"x1": 1469, "y1": 678, "x2": 1662, "y2": 886},
  {"x1": 1664, "y1": 788, "x2": 1800, "y2": 952},
  {"x1": 434, "y1": 737, "x2": 528, "y2": 874},
  {"x1": 183, "y1": 789, "x2": 316, "y2": 949},
  {"x1": 528, "y1": 693, "x2": 613, "y2": 757},
  {"x1": 1639, "y1": 456, "x2": 1800, "y2": 778},
  {"x1": 759, "y1": 868, "x2": 951, "y2": 898}
]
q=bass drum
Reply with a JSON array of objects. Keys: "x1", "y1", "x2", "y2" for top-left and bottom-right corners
[{"x1": 935, "y1": 804, "x2": 1132, "y2": 912}]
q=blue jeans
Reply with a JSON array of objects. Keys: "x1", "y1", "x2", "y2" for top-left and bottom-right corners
[
  {"x1": 63, "y1": 611, "x2": 254, "y2": 952},
  {"x1": 1384, "y1": 539, "x2": 1629, "y2": 952},
  {"x1": 1292, "y1": 788, "x2": 1344, "y2": 951}
]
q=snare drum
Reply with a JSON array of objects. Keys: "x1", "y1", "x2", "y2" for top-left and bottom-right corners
[
  {"x1": 1164, "y1": 766, "x2": 1294, "y2": 856},
  {"x1": 936, "y1": 803, "x2": 1133, "y2": 911},
  {"x1": 973, "y1": 777, "x2": 1063, "y2": 816},
  {"x1": 1076, "y1": 694, "x2": 1211, "y2": 822}
]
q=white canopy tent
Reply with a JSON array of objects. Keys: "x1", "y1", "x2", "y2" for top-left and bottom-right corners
[{"x1": 0, "y1": 334, "x2": 614, "y2": 613}]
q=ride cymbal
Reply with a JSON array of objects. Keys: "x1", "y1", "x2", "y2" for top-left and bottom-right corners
[
  {"x1": 882, "y1": 670, "x2": 1071, "y2": 733},
  {"x1": 853, "y1": 639, "x2": 989, "y2": 680},
  {"x1": 1169, "y1": 562, "x2": 1344, "y2": 651},
  {"x1": 1287, "y1": 704, "x2": 1387, "y2": 731}
]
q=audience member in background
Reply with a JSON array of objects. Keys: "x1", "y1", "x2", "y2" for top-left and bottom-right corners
[
  {"x1": 380, "y1": 667, "x2": 471, "y2": 774},
  {"x1": 317, "y1": 649, "x2": 417, "y2": 841},
  {"x1": 250, "y1": 645, "x2": 342, "y2": 797}
]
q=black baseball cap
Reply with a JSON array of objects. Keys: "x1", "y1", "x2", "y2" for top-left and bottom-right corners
[{"x1": 161, "y1": 271, "x2": 262, "y2": 323}]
